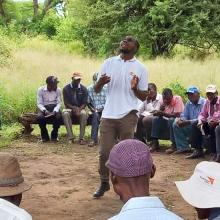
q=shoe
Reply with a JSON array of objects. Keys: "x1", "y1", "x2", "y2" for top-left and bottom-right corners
[
  {"x1": 75, "y1": 139, "x2": 87, "y2": 145},
  {"x1": 38, "y1": 138, "x2": 49, "y2": 143},
  {"x1": 214, "y1": 155, "x2": 220, "y2": 163},
  {"x1": 68, "y1": 139, "x2": 74, "y2": 144},
  {"x1": 93, "y1": 182, "x2": 110, "y2": 198},
  {"x1": 51, "y1": 138, "x2": 59, "y2": 142},
  {"x1": 174, "y1": 149, "x2": 192, "y2": 154},
  {"x1": 88, "y1": 141, "x2": 98, "y2": 147},
  {"x1": 149, "y1": 140, "x2": 160, "y2": 152},
  {"x1": 186, "y1": 150, "x2": 204, "y2": 159},
  {"x1": 165, "y1": 148, "x2": 176, "y2": 154},
  {"x1": 165, "y1": 143, "x2": 177, "y2": 154}
]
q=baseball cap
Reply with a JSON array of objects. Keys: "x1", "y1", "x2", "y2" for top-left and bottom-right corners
[
  {"x1": 106, "y1": 139, "x2": 153, "y2": 178},
  {"x1": 46, "y1": 76, "x2": 59, "y2": 84},
  {"x1": 72, "y1": 72, "x2": 82, "y2": 80},
  {"x1": 175, "y1": 161, "x2": 220, "y2": 208},
  {"x1": 186, "y1": 86, "x2": 199, "y2": 94},
  {"x1": 206, "y1": 84, "x2": 217, "y2": 93},
  {"x1": 0, "y1": 153, "x2": 31, "y2": 197}
]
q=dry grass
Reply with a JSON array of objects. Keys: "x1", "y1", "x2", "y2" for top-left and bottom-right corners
[{"x1": 1, "y1": 49, "x2": 220, "y2": 97}]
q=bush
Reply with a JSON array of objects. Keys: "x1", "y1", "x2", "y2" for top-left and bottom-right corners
[
  {"x1": 0, "y1": 32, "x2": 12, "y2": 66},
  {"x1": 168, "y1": 81, "x2": 187, "y2": 103},
  {"x1": 39, "y1": 12, "x2": 61, "y2": 38}
]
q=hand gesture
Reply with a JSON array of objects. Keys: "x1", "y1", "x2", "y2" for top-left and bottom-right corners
[
  {"x1": 131, "y1": 73, "x2": 139, "y2": 90},
  {"x1": 98, "y1": 74, "x2": 111, "y2": 85}
]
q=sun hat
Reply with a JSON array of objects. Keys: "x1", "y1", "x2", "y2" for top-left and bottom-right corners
[
  {"x1": 72, "y1": 72, "x2": 82, "y2": 80},
  {"x1": 206, "y1": 84, "x2": 217, "y2": 93},
  {"x1": 186, "y1": 86, "x2": 200, "y2": 94},
  {"x1": 0, "y1": 153, "x2": 31, "y2": 197},
  {"x1": 175, "y1": 161, "x2": 220, "y2": 209},
  {"x1": 106, "y1": 139, "x2": 153, "y2": 178}
]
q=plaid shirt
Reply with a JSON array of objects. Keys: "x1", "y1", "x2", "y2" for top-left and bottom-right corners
[{"x1": 87, "y1": 84, "x2": 107, "y2": 110}]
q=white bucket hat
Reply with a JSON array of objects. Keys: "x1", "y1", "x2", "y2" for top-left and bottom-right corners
[{"x1": 175, "y1": 161, "x2": 220, "y2": 209}]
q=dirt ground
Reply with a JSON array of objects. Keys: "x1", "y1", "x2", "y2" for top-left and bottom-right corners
[{"x1": 1, "y1": 136, "x2": 204, "y2": 220}]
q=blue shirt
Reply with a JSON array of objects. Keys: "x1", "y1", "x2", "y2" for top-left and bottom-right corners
[
  {"x1": 108, "y1": 197, "x2": 183, "y2": 220},
  {"x1": 180, "y1": 97, "x2": 206, "y2": 124},
  {"x1": 87, "y1": 84, "x2": 107, "y2": 111}
]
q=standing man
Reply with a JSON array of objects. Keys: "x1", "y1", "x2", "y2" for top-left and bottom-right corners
[
  {"x1": 37, "y1": 76, "x2": 62, "y2": 142},
  {"x1": 0, "y1": 153, "x2": 32, "y2": 219},
  {"x1": 188, "y1": 85, "x2": 220, "y2": 161},
  {"x1": 93, "y1": 36, "x2": 148, "y2": 198},
  {"x1": 87, "y1": 73, "x2": 107, "y2": 147},
  {"x1": 173, "y1": 86, "x2": 205, "y2": 154},
  {"x1": 62, "y1": 72, "x2": 88, "y2": 144}
]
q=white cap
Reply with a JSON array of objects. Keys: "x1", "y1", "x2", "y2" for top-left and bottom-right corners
[
  {"x1": 206, "y1": 84, "x2": 217, "y2": 93},
  {"x1": 175, "y1": 161, "x2": 220, "y2": 208}
]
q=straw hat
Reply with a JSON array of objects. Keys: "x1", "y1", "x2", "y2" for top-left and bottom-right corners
[{"x1": 0, "y1": 153, "x2": 31, "y2": 197}]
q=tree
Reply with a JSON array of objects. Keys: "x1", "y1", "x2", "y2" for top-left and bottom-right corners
[{"x1": 73, "y1": 0, "x2": 220, "y2": 57}]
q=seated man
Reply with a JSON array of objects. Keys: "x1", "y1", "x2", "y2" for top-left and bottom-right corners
[
  {"x1": 135, "y1": 83, "x2": 162, "y2": 143},
  {"x1": 37, "y1": 76, "x2": 62, "y2": 142},
  {"x1": 176, "y1": 161, "x2": 220, "y2": 220},
  {"x1": 150, "y1": 88, "x2": 184, "y2": 153},
  {"x1": 106, "y1": 139, "x2": 182, "y2": 220},
  {"x1": 187, "y1": 85, "x2": 220, "y2": 161},
  {"x1": 0, "y1": 153, "x2": 32, "y2": 220},
  {"x1": 172, "y1": 86, "x2": 205, "y2": 154},
  {"x1": 63, "y1": 72, "x2": 88, "y2": 144},
  {"x1": 87, "y1": 73, "x2": 107, "y2": 147}
]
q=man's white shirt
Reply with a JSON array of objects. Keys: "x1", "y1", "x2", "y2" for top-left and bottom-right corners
[
  {"x1": 99, "y1": 55, "x2": 148, "y2": 119},
  {"x1": 0, "y1": 198, "x2": 32, "y2": 220}
]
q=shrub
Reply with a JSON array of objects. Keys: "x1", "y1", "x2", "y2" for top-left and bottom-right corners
[
  {"x1": 168, "y1": 81, "x2": 187, "y2": 103},
  {"x1": 0, "y1": 33, "x2": 12, "y2": 66}
]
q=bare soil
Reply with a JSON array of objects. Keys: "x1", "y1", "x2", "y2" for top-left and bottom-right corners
[{"x1": 2, "y1": 136, "x2": 203, "y2": 220}]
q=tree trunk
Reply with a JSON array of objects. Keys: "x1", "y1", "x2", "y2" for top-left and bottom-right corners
[{"x1": 33, "y1": 0, "x2": 39, "y2": 19}]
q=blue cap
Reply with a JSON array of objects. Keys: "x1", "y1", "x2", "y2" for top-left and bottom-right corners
[{"x1": 186, "y1": 86, "x2": 199, "y2": 94}]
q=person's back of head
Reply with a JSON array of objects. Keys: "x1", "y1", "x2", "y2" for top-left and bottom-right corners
[
  {"x1": 175, "y1": 161, "x2": 220, "y2": 219},
  {"x1": 106, "y1": 139, "x2": 155, "y2": 203}
]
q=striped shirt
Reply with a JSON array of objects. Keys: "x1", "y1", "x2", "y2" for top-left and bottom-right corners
[{"x1": 87, "y1": 84, "x2": 107, "y2": 111}]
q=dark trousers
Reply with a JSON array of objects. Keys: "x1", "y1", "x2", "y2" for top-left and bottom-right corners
[
  {"x1": 91, "y1": 111, "x2": 102, "y2": 143},
  {"x1": 37, "y1": 105, "x2": 62, "y2": 140},
  {"x1": 193, "y1": 122, "x2": 217, "y2": 154},
  {"x1": 134, "y1": 115, "x2": 147, "y2": 143},
  {"x1": 190, "y1": 123, "x2": 203, "y2": 149}
]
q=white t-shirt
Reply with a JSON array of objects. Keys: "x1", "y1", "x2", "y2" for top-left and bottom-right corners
[
  {"x1": 0, "y1": 198, "x2": 32, "y2": 220},
  {"x1": 99, "y1": 55, "x2": 148, "y2": 119}
]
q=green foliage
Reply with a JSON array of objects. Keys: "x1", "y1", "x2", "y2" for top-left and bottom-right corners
[
  {"x1": 0, "y1": 124, "x2": 22, "y2": 148},
  {"x1": 39, "y1": 12, "x2": 61, "y2": 38},
  {"x1": 0, "y1": 30, "x2": 12, "y2": 66},
  {"x1": 72, "y1": 0, "x2": 220, "y2": 57},
  {"x1": 0, "y1": 82, "x2": 15, "y2": 124},
  {"x1": 168, "y1": 81, "x2": 187, "y2": 103}
]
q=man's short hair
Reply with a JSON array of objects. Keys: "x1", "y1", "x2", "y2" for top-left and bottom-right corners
[
  {"x1": 162, "y1": 88, "x2": 173, "y2": 97},
  {"x1": 148, "y1": 83, "x2": 157, "y2": 91}
]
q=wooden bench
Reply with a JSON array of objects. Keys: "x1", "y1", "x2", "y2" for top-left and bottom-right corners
[{"x1": 18, "y1": 113, "x2": 93, "y2": 135}]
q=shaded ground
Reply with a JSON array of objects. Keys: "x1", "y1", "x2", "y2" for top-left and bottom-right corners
[{"x1": 1, "y1": 136, "x2": 204, "y2": 220}]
